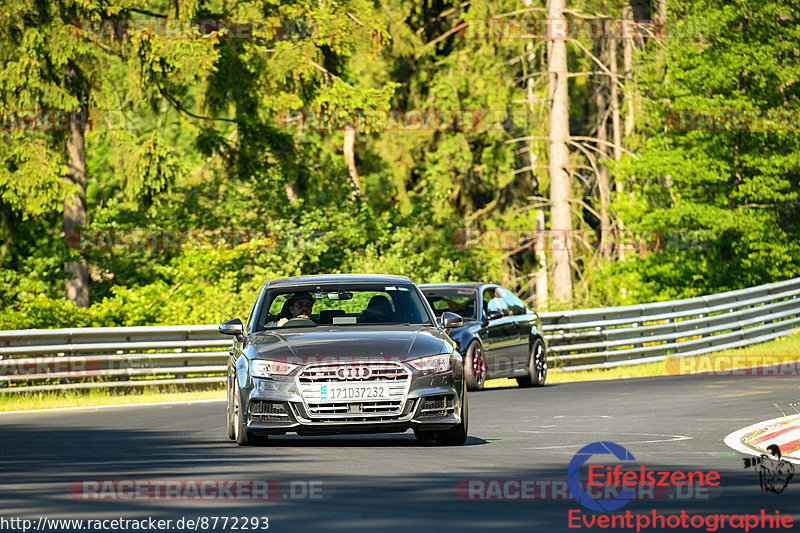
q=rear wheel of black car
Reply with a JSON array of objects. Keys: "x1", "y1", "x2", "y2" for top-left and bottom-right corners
[
  {"x1": 517, "y1": 338, "x2": 547, "y2": 388},
  {"x1": 464, "y1": 341, "x2": 486, "y2": 391},
  {"x1": 435, "y1": 390, "x2": 468, "y2": 446}
]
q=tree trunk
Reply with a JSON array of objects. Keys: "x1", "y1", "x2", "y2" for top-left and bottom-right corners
[
  {"x1": 547, "y1": 0, "x2": 572, "y2": 303},
  {"x1": 343, "y1": 125, "x2": 360, "y2": 195},
  {"x1": 524, "y1": 17, "x2": 548, "y2": 306},
  {"x1": 594, "y1": 37, "x2": 611, "y2": 259},
  {"x1": 285, "y1": 182, "x2": 299, "y2": 203},
  {"x1": 609, "y1": 36, "x2": 627, "y2": 261},
  {"x1": 64, "y1": 61, "x2": 89, "y2": 308},
  {"x1": 609, "y1": 41, "x2": 622, "y2": 162},
  {"x1": 657, "y1": 0, "x2": 668, "y2": 36},
  {"x1": 534, "y1": 209, "x2": 549, "y2": 309},
  {"x1": 623, "y1": 4, "x2": 635, "y2": 139}
]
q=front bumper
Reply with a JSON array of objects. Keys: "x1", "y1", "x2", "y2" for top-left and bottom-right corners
[{"x1": 241, "y1": 362, "x2": 464, "y2": 436}]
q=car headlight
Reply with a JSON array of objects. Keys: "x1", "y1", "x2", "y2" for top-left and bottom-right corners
[
  {"x1": 408, "y1": 354, "x2": 452, "y2": 374},
  {"x1": 251, "y1": 360, "x2": 298, "y2": 378}
]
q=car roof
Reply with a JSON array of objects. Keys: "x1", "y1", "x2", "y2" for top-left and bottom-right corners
[
  {"x1": 265, "y1": 274, "x2": 415, "y2": 288},
  {"x1": 419, "y1": 282, "x2": 488, "y2": 290}
]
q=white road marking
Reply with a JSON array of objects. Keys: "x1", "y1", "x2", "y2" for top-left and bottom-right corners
[
  {"x1": 0, "y1": 398, "x2": 225, "y2": 416},
  {"x1": 518, "y1": 430, "x2": 693, "y2": 449}
]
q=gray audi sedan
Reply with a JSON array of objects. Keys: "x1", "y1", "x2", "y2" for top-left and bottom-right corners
[{"x1": 219, "y1": 274, "x2": 468, "y2": 446}]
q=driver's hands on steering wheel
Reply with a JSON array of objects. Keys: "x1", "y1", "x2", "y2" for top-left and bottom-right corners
[{"x1": 277, "y1": 314, "x2": 311, "y2": 327}]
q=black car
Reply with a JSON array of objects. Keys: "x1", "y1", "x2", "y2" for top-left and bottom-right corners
[
  {"x1": 219, "y1": 274, "x2": 468, "y2": 446},
  {"x1": 420, "y1": 283, "x2": 547, "y2": 390}
]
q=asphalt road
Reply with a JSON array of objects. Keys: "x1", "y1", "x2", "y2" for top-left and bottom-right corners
[{"x1": 1, "y1": 374, "x2": 799, "y2": 532}]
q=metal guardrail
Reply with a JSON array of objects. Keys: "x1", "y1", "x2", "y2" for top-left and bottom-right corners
[
  {"x1": 0, "y1": 325, "x2": 228, "y2": 393},
  {"x1": 1, "y1": 278, "x2": 799, "y2": 391},
  {"x1": 538, "y1": 277, "x2": 800, "y2": 370}
]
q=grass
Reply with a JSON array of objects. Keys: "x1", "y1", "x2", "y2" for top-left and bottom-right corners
[
  {"x1": 0, "y1": 386, "x2": 225, "y2": 412},
  {"x1": 2, "y1": 332, "x2": 798, "y2": 410},
  {"x1": 485, "y1": 331, "x2": 800, "y2": 388}
]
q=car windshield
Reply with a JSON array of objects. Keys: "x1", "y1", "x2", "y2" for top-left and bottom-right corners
[
  {"x1": 256, "y1": 284, "x2": 434, "y2": 330},
  {"x1": 421, "y1": 288, "x2": 477, "y2": 320}
]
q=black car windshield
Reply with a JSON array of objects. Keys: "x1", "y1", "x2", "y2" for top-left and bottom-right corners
[
  {"x1": 256, "y1": 284, "x2": 433, "y2": 330},
  {"x1": 421, "y1": 288, "x2": 477, "y2": 320}
]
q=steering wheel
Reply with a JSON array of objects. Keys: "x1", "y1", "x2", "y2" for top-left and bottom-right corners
[{"x1": 281, "y1": 317, "x2": 316, "y2": 327}]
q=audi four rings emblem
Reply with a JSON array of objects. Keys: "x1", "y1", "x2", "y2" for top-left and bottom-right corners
[{"x1": 337, "y1": 366, "x2": 372, "y2": 379}]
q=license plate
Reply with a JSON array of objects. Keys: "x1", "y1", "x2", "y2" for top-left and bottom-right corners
[{"x1": 319, "y1": 382, "x2": 391, "y2": 402}]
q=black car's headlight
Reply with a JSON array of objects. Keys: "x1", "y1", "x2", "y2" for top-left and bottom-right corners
[
  {"x1": 408, "y1": 354, "x2": 452, "y2": 374},
  {"x1": 250, "y1": 360, "x2": 298, "y2": 378}
]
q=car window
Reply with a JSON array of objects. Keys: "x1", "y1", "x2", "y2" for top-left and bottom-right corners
[
  {"x1": 268, "y1": 291, "x2": 397, "y2": 320},
  {"x1": 256, "y1": 284, "x2": 432, "y2": 330},
  {"x1": 482, "y1": 287, "x2": 510, "y2": 315},
  {"x1": 502, "y1": 289, "x2": 528, "y2": 316},
  {"x1": 421, "y1": 288, "x2": 477, "y2": 320}
]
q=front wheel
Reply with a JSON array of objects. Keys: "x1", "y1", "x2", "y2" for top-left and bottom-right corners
[
  {"x1": 233, "y1": 379, "x2": 268, "y2": 445},
  {"x1": 517, "y1": 338, "x2": 547, "y2": 388},
  {"x1": 435, "y1": 390, "x2": 468, "y2": 446},
  {"x1": 463, "y1": 341, "x2": 486, "y2": 391},
  {"x1": 226, "y1": 377, "x2": 235, "y2": 440}
]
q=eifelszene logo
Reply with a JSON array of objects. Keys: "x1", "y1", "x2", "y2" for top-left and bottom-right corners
[
  {"x1": 742, "y1": 444, "x2": 795, "y2": 494},
  {"x1": 567, "y1": 441, "x2": 637, "y2": 511},
  {"x1": 564, "y1": 442, "x2": 796, "y2": 532},
  {"x1": 567, "y1": 441, "x2": 721, "y2": 512}
]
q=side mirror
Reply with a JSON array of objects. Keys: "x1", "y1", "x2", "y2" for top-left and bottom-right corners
[
  {"x1": 219, "y1": 318, "x2": 244, "y2": 339},
  {"x1": 485, "y1": 310, "x2": 503, "y2": 321},
  {"x1": 440, "y1": 311, "x2": 463, "y2": 329}
]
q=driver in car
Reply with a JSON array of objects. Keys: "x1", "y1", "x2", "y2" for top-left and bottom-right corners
[{"x1": 273, "y1": 292, "x2": 316, "y2": 327}]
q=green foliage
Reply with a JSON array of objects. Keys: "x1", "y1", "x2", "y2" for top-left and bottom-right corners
[
  {"x1": 606, "y1": 0, "x2": 800, "y2": 300},
  {"x1": 1, "y1": 0, "x2": 798, "y2": 328}
]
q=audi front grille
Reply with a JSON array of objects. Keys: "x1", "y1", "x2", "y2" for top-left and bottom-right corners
[
  {"x1": 298, "y1": 361, "x2": 409, "y2": 382},
  {"x1": 295, "y1": 361, "x2": 411, "y2": 421}
]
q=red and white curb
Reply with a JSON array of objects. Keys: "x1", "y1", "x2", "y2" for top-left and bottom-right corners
[{"x1": 725, "y1": 414, "x2": 800, "y2": 464}]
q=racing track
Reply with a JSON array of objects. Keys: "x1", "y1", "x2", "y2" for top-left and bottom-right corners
[{"x1": 1, "y1": 373, "x2": 799, "y2": 532}]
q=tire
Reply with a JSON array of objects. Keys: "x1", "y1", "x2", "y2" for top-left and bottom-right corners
[
  {"x1": 226, "y1": 377, "x2": 235, "y2": 440},
  {"x1": 463, "y1": 341, "x2": 486, "y2": 391},
  {"x1": 517, "y1": 338, "x2": 547, "y2": 388},
  {"x1": 232, "y1": 379, "x2": 267, "y2": 445},
  {"x1": 435, "y1": 389, "x2": 468, "y2": 446}
]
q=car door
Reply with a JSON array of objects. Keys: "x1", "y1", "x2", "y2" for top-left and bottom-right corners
[
  {"x1": 479, "y1": 286, "x2": 520, "y2": 377},
  {"x1": 499, "y1": 287, "x2": 535, "y2": 372}
]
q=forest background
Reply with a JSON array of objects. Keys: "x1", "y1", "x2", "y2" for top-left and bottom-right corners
[{"x1": 1, "y1": 0, "x2": 798, "y2": 329}]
